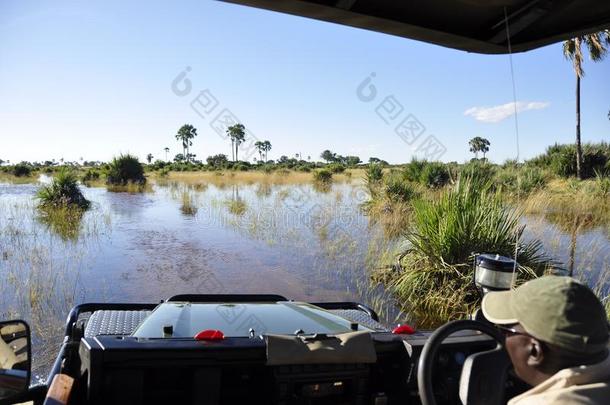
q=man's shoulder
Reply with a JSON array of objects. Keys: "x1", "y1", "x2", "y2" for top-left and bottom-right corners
[{"x1": 510, "y1": 381, "x2": 610, "y2": 405}]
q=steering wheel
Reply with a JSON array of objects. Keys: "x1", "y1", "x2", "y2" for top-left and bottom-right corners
[{"x1": 417, "y1": 320, "x2": 511, "y2": 405}]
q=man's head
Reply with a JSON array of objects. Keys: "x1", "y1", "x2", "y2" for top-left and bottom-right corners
[{"x1": 481, "y1": 276, "x2": 609, "y2": 386}]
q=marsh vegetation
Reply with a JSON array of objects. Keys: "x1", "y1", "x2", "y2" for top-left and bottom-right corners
[
  {"x1": 2, "y1": 142, "x2": 610, "y2": 374},
  {"x1": 106, "y1": 154, "x2": 146, "y2": 186},
  {"x1": 36, "y1": 168, "x2": 90, "y2": 209}
]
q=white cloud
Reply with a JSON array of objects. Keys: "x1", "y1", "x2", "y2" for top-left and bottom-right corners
[{"x1": 464, "y1": 101, "x2": 549, "y2": 123}]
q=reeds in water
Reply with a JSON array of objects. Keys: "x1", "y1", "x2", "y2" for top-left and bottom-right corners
[{"x1": 390, "y1": 178, "x2": 559, "y2": 328}]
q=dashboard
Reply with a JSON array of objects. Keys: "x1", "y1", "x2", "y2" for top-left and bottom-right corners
[{"x1": 72, "y1": 329, "x2": 518, "y2": 405}]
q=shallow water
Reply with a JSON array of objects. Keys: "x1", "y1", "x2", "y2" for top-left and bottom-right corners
[
  {"x1": 1, "y1": 176, "x2": 609, "y2": 378},
  {"x1": 0, "y1": 177, "x2": 397, "y2": 377}
]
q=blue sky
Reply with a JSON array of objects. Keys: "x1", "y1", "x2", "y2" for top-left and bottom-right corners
[{"x1": 1, "y1": 0, "x2": 608, "y2": 164}]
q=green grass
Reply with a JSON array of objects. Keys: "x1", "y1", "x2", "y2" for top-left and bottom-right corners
[
  {"x1": 180, "y1": 191, "x2": 198, "y2": 216},
  {"x1": 12, "y1": 163, "x2": 33, "y2": 177},
  {"x1": 592, "y1": 170, "x2": 610, "y2": 197},
  {"x1": 0, "y1": 198, "x2": 108, "y2": 376},
  {"x1": 313, "y1": 168, "x2": 333, "y2": 182},
  {"x1": 384, "y1": 172, "x2": 419, "y2": 202},
  {"x1": 37, "y1": 205, "x2": 86, "y2": 241},
  {"x1": 495, "y1": 166, "x2": 548, "y2": 195},
  {"x1": 364, "y1": 163, "x2": 384, "y2": 200},
  {"x1": 389, "y1": 178, "x2": 558, "y2": 327},
  {"x1": 81, "y1": 168, "x2": 101, "y2": 183},
  {"x1": 528, "y1": 142, "x2": 610, "y2": 179},
  {"x1": 402, "y1": 158, "x2": 427, "y2": 182},
  {"x1": 326, "y1": 163, "x2": 346, "y2": 173},
  {"x1": 365, "y1": 163, "x2": 383, "y2": 184},
  {"x1": 225, "y1": 199, "x2": 247, "y2": 215},
  {"x1": 419, "y1": 162, "x2": 450, "y2": 188},
  {"x1": 459, "y1": 161, "x2": 496, "y2": 189},
  {"x1": 106, "y1": 154, "x2": 146, "y2": 185},
  {"x1": 36, "y1": 168, "x2": 90, "y2": 209}
]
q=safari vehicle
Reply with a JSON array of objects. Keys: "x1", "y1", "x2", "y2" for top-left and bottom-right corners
[
  {"x1": 2, "y1": 1, "x2": 609, "y2": 404},
  {"x1": 1, "y1": 254, "x2": 526, "y2": 405}
]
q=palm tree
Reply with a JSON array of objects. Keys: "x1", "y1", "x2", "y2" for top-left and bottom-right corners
[
  {"x1": 563, "y1": 31, "x2": 610, "y2": 179},
  {"x1": 468, "y1": 137, "x2": 490, "y2": 159},
  {"x1": 263, "y1": 140, "x2": 272, "y2": 162},
  {"x1": 321, "y1": 150, "x2": 334, "y2": 163},
  {"x1": 226, "y1": 124, "x2": 246, "y2": 162},
  {"x1": 469, "y1": 138, "x2": 480, "y2": 159},
  {"x1": 255, "y1": 141, "x2": 265, "y2": 162},
  {"x1": 175, "y1": 124, "x2": 198, "y2": 162},
  {"x1": 164, "y1": 147, "x2": 170, "y2": 161},
  {"x1": 480, "y1": 138, "x2": 490, "y2": 159},
  {"x1": 146, "y1": 153, "x2": 154, "y2": 164}
]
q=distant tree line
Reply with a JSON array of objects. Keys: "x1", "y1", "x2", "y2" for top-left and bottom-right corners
[{"x1": 320, "y1": 150, "x2": 362, "y2": 166}]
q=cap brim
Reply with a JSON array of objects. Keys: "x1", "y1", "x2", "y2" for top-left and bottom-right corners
[{"x1": 481, "y1": 290, "x2": 519, "y2": 325}]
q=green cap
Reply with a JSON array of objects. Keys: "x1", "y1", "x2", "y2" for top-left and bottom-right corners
[{"x1": 482, "y1": 276, "x2": 609, "y2": 354}]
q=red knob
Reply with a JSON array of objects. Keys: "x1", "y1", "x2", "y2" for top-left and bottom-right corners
[
  {"x1": 194, "y1": 329, "x2": 225, "y2": 341},
  {"x1": 392, "y1": 324, "x2": 416, "y2": 335}
]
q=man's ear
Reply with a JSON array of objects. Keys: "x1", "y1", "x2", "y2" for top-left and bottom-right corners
[{"x1": 526, "y1": 338, "x2": 545, "y2": 367}]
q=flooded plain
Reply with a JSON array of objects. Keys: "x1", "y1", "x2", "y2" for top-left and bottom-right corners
[{"x1": 1, "y1": 174, "x2": 609, "y2": 377}]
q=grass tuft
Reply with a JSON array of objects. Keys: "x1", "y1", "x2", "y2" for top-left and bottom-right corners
[
  {"x1": 180, "y1": 191, "x2": 198, "y2": 216},
  {"x1": 36, "y1": 168, "x2": 90, "y2": 209},
  {"x1": 313, "y1": 169, "x2": 333, "y2": 183},
  {"x1": 226, "y1": 199, "x2": 247, "y2": 215},
  {"x1": 106, "y1": 154, "x2": 146, "y2": 185},
  {"x1": 389, "y1": 177, "x2": 559, "y2": 327},
  {"x1": 12, "y1": 163, "x2": 33, "y2": 177},
  {"x1": 384, "y1": 172, "x2": 419, "y2": 202}
]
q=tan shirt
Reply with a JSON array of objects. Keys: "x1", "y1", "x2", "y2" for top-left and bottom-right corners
[{"x1": 509, "y1": 355, "x2": 610, "y2": 405}]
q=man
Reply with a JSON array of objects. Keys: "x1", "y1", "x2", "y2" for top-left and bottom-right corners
[{"x1": 481, "y1": 276, "x2": 610, "y2": 404}]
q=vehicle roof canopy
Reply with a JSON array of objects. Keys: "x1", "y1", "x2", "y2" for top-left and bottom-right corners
[{"x1": 220, "y1": 0, "x2": 610, "y2": 54}]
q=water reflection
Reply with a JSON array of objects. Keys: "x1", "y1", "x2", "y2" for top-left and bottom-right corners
[
  {"x1": 312, "y1": 180, "x2": 332, "y2": 193},
  {"x1": 37, "y1": 207, "x2": 85, "y2": 241},
  {"x1": 0, "y1": 196, "x2": 106, "y2": 379},
  {"x1": 255, "y1": 182, "x2": 272, "y2": 198},
  {"x1": 545, "y1": 212, "x2": 597, "y2": 277},
  {"x1": 180, "y1": 191, "x2": 198, "y2": 216},
  {"x1": 225, "y1": 185, "x2": 247, "y2": 216}
]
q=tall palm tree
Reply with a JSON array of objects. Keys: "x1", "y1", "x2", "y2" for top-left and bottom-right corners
[
  {"x1": 468, "y1": 137, "x2": 481, "y2": 159},
  {"x1": 263, "y1": 140, "x2": 272, "y2": 162},
  {"x1": 175, "y1": 124, "x2": 198, "y2": 162},
  {"x1": 480, "y1": 138, "x2": 490, "y2": 159},
  {"x1": 468, "y1": 136, "x2": 490, "y2": 160},
  {"x1": 226, "y1": 124, "x2": 246, "y2": 162},
  {"x1": 563, "y1": 30, "x2": 610, "y2": 179},
  {"x1": 164, "y1": 147, "x2": 170, "y2": 161},
  {"x1": 234, "y1": 131, "x2": 245, "y2": 161},
  {"x1": 255, "y1": 141, "x2": 265, "y2": 162}
]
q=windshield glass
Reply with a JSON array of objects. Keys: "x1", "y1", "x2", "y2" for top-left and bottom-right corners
[{"x1": 133, "y1": 302, "x2": 371, "y2": 338}]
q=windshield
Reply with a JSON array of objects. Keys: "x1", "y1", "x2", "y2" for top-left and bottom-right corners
[{"x1": 132, "y1": 302, "x2": 371, "y2": 338}]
